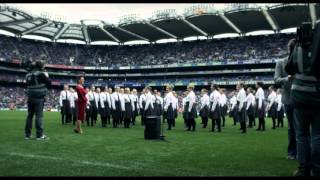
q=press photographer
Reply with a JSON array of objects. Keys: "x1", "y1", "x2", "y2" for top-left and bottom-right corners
[
  {"x1": 285, "y1": 21, "x2": 320, "y2": 177},
  {"x1": 23, "y1": 60, "x2": 51, "y2": 140}
]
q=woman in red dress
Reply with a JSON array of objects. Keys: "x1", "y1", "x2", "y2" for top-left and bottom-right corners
[{"x1": 75, "y1": 76, "x2": 87, "y2": 134}]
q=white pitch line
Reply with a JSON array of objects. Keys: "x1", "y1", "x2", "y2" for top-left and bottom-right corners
[{"x1": 6, "y1": 152, "x2": 131, "y2": 170}]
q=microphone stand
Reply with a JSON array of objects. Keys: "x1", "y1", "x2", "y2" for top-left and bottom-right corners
[{"x1": 160, "y1": 61, "x2": 168, "y2": 140}]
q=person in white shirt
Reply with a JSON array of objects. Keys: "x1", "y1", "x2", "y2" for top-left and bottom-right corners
[
  {"x1": 85, "y1": 87, "x2": 91, "y2": 126},
  {"x1": 267, "y1": 86, "x2": 278, "y2": 129},
  {"x1": 156, "y1": 91, "x2": 163, "y2": 116},
  {"x1": 219, "y1": 89, "x2": 227, "y2": 127},
  {"x1": 69, "y1": 87, "x2": 78, "y2": 126},
  {"x1": 185, "y1": 84, "x2": 197, "y2": 131},
  {"x1": 87, "y1": 86, "x2": 97, "y2": 126},
  {"x1": 97, "y1": 87, "x2": 107, "y2": 127},
  {"x1": 172, "y1": 91, "x2": 179, "y2": 127},
  {"x1": 236, "y1": 82, "x2": 247, "y2": 133},
  {"x1": 182, "y1": 91, "x2": 188, "y2": 128},
  {"x1": 209, "y1": 84, "x2": 221, "y2": 132},
  {"x1": 246, "y1": 87, "x2": 256, "y2": 128},
  {"x1": 111, "y1": 87, "x2": 122, "y2": 128},
  {"x1": 104, "y1": 87, "x2": 112, "y2": 125},
  {"x1": 164, "y1": 85, "x2": 175, "y2": 130},
  {"x1": 93, "y1": 88, "x2": 100, "y2": 125},
  {"x1": 153, "y1": 89, "x2": 160, "y2": 116},
  {"x1": 139, "y1": 88, "x2": 147, "y2": 125},
  {"x1": 119, "y1": 88, "x2": 125, "y2": 125},
  {"x1": 144, "y1": 86, "x2": 155, "y2": 117},
  {"x1": 131, "y1": 89, "x2": 139, "y2": 125},
  {"x1": 255, "y1": 82, "x2": 266, "y2": 131},
  {"x1": 229, "y1": 91, "x2": 238, "y2": 126},
  {"x1": 123, "y1": 88, "x2": 135, "y2": 128},
  {"x1": 59, "y1": 84, "x2": 71, "y2": 125},
  {"x1": 199, "y1": 89, "x2": 210, "y2": 128},
  {"x1": 275, "y1": 88, "x2": 284, "y2": 128}
]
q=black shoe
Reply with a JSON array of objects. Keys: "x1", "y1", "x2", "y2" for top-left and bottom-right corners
[
  {"x1": 256, "y1": 128, "x2": 261, "y2": 131},
  {"x1": 241, "y1": 131, "x2": 246, "y2": 134},
  {"x1": 210, "y1": 130, "x2": 214, "y2": 132},
  {"x1": 294, "y1": 167, "x2": 311, "y2": 177},
  {"x1": 192, "y1": 129, "x2": 195, "y2": 131},
  {"x1": 272, "y1": 127, "x2": 276, "y2": 129},
  {"x1": 167, "y1": 128, "x2": 171, "y2": 130}
]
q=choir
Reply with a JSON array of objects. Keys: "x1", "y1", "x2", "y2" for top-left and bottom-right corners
[{"x1": 59, "y1": 82, "x2": 285, "y2": 133}]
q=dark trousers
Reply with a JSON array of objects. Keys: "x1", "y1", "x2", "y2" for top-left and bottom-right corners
[
  {"x1": 294, "y1": 106, "x2": 320, "y2": 176},
  {"x1": 277, "y1": 113, "x2": 284, "y2": 127},
  {"x1": 257, "y1": 117, "x2": 265, "y2": 131},
  {"x1": 173, "y1": 118, "x2": 176, "y2": 127},
  {"x1": 61, "y1": 111, "x2": 71, "y2": 124},
  {"x1": 113, "y1": 117, "x2": 119, "y2": 128},
  {"x1": 248, "y1": 115, "x2": 255, "y2": 127},
  {"x1": 285, "y1": 104, "x2": 297, "y2": 157},
  {"x1": 101, "y1": 116, "x2": 107, "y2": 127},
  {"x1": 120, "y1": 111, "x2": 124, "y2": 125},
  {"x1": 71, "y1": 107, "x2": 77, "y2": 125},
  {"x1": 240, "y1": 122, "x2": 246, "y2": 133},
  {"x1": 202, "y1": 117, "x2": 208, "y2": 128},
  {"x1": 167, "y1": 118, "x2": 173, "y2": 130},
  {"x1": 211, "y1": 118, "x2": 221, "y2": 132},
  {"x1": 187, "y1": 118, "x2": 196, "y2": 131},
  {"x1": 141, "y1": 116, "x2": 145, "y2": 126},
  {"x1": 91, "y1": 108, "x2": 98, "y2": 126},
  {"x1": 221, "y1": 115, "x2": 225, "y2": 127},
  {"x1": 25, "y1": 98, "x2": 44, "y2": 138},
  {"x1": 131, "y1": 113, "x2": 136, "y2": 125},
  {"x1": 272, "y1": 118, "x2": 276, "y2": 129},
  {"x1": 86, "y1": 108, "x2": 91, "y2": 126},
  {"x1": 124, "y1": 118, "x2": 130, "y2": 128}
]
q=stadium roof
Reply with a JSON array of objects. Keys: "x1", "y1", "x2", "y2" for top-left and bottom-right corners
[{"x1": 0, "y1": 3, "x2": 318, "y2": 44}]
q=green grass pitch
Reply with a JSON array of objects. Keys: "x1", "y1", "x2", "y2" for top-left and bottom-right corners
[{"x1": 0, "y1": 111, "x2": 297, "y2": 176}]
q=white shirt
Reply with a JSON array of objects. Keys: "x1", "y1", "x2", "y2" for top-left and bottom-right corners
[
  {"x1": 255, "y1": 87, "x2": 265, "y2": 109},
  {"x1": 104, "y1": 91, "x2": 112, "y2": 109},
  {"x1": 124, "y1": 94, "x2": 135, "y2": 111},
  {"x1": 156, "y1": 95, "x2": 163, "y2": 108},
  {"x1": 111, "y1": 92, "x2": 124, "y2": 111},
  {"x1": 93, "y1": 92, "x2": 99, "y2": 108},
  {"x1": 69, "y1": 92, "x2": 78, "y2": 108},
  {"x1": 237, "y1": 88, "x2": 247, "y2": 112},
  {"x1": 98, "y1": 92, "x2": 106, "y2": 108},
  {"x1": 59, "y1": 90, "x2": 70, "y2": 107},
  {"x1": 219, "y1": 93, "x2": 227, "y2": 107},
  {"x1": 186, "y1": 91, "x2": 196, "y2": 112},
  {"x1": 144, "y1": 92, "x2": 155, "y2": 110},
  {"x1": 119, "y1": 93, "x2": 125, "y2": 111},
  {"x1": 87, "y1": 91, "x2": 95, "y2": 101},
  {"x1": 182, "y1": 97, "x2": 187, "y2": 111},
  {"x1": 246, "y1": 93, "x2": 255, "y2": 110},
  {"x1": 200, "y1": 94, "x2": 210, "y2": 110},
  {"x1": 267, "y1": 91, "x2": 277, "y2": 110},
  {"x1": 210, "y1": 90, "x2": 221, "y2": 112},
  {"x1": 230, "y1": 96, "x2": 237, "y2": 110},
  {"x1": 139, "y1": 94, "x2": 146, "y2": 109},
  {"x1": 164, "y1": 91, "x2": 175, "y2": 111},
  {"x1": 275, "y1": 94, "x2": 283, "y2": 111}
]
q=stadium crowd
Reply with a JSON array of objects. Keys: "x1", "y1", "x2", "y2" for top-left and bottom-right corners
[{"x1": 0, "y1": 33, "x2": 293, "y2": 66}]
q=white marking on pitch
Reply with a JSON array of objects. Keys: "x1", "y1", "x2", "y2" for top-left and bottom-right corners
[{"x1": 6, "y1": 152, "x2": 131, "y2": 170}]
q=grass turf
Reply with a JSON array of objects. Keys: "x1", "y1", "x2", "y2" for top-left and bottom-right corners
[{"x1": 0, "y1": 111, "x2": 297, "y2": 176}]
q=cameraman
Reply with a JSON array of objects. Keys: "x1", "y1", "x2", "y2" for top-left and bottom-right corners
[
  {"x1": 24, "y1": 60, "x2": 51, "y2": 140},
  {"x1": 285, "y1": 22, "x2": 320, "y2": 176}
]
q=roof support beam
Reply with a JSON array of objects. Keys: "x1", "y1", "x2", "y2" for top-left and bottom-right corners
[
  {"x1": 146, "y1": 22, "x2": 177, "y2": 39},
  {"x1": 262, "y1": 8, "x2": 279, "y2": 31},
  {"x1": 21, "y1": 21, "x2": 52, "y2": 36},
  {"x1": 219, "y1": 13, "x2": 241, "y2": 34},
  {"x1": 52, "y1": 23, "x2": 69, "y2": 41},
  {"x1": 99, "y1": 25, "x2": 120, "y2": 43},
  {"x1": 309, "y1": 3, "x2": 317, "y2": 28},
  {"x1": 180, "y1": 18, "x2": 208, "y2": 36},
  {"x1": 80, "y1": 20, "x2": 91, "y2": 44},
  {"x1": 0, "y1": 17, "x2": 36, "y2": 27},
  {"x1": 115, "y1": 26, "x2": 150, "y2": 42}
]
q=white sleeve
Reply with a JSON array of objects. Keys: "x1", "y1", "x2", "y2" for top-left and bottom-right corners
[
  {"x1": 111, "y1": 94, "x2": 116, "y2": 110},
  {"x1": 107, "y1": 94, "x2": 111, "y2": 108},
  {"x1": 121, "y1": 96, "x2": 125, "y2": 111},
  {"x1": 211, "y1": 94, "x2": 218, "y2": 112},
  {"x1": 200, "y1": 97, "x2": 205, "y2": 109},
  {"x1": 257, "y1": 90, "x2": 263, "y2": 109},
  {"x1": 139, "y1": 96, "x2": 143, "y2": 109},
  {"x1": 144, "y1": 96, "x2": 150, "y2": 111},
  {"x1": 74, "y1": 93, "x2": 78, "y2": 101},
  {"x1": 238, "y1": 92, "x2": 244, "y2": 112},
  {"x1": 131, "y1": 96, "x2": 135, "y2": 111},
  {"x1": 59, "y1": 92, "x2": 63, "y2": 107},
  {"x1": 246, "y1": 96, "x2": 250, "y2": 110},
  {"x1": 164, "y1": 95, "x2": 169, "y2": 111},
  {"x1": 188, "y1": 94, "x2": 195, "y2": 112}
]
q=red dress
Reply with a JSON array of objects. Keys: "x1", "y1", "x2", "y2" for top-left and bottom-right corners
[{"x1": 76, "y1": 84, "x2": 87, "y2": 121}]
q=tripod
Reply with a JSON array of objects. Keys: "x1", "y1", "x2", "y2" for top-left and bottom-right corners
[{"x1": 159, "y1": 62, "x2": 169, "y2": 140}]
